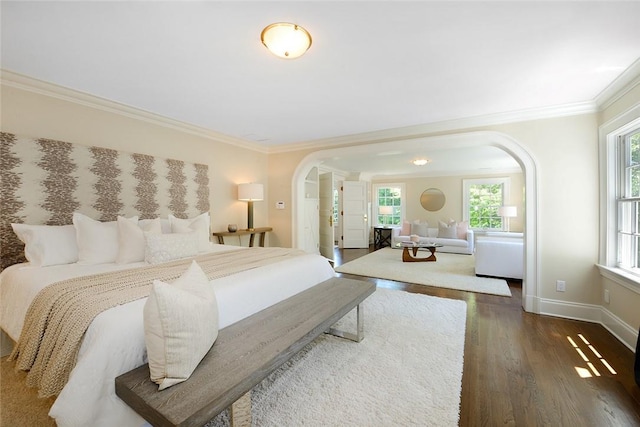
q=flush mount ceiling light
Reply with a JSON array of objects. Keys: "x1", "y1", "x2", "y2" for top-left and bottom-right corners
[
  {"x1": 412, "y1": 159, "x2": 430, "y2": 166},
  {"x1": 261, "y1": 22, "x2": 312, "y2": 59}
]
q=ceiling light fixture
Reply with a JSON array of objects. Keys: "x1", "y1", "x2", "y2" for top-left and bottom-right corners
[
  {"x1": 261, "y1": 22, "x2": 312, "y2": 59},
  {"x1": 412, "y1": 159, "x2": 430, "y2": 166}
]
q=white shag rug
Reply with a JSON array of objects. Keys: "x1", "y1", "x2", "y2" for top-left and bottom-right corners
[
  {"x1": 335, "y1": 248, "x2": 511, "y2": 297},
  {"x1": 207, "y1": 288, "x2": 466, "y2": 427}
]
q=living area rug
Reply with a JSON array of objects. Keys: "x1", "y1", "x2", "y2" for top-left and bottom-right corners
[
  {"x1": 335, "y1": 248, "x2": 512, "y2": 297},
  {"x1": 208, "y1": 288, "x2": 466, "y2": 427}
]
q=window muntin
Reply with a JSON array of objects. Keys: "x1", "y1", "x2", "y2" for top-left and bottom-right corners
[
  {"x1": 463, "y1": 178, "x2": 510, "y2": 231},
  {"x1": 373, "y1": 184, "x2": 404, "y2": 226},
  {"x1": 617, "y1": 128, "x2": 640, "y2": 272}
]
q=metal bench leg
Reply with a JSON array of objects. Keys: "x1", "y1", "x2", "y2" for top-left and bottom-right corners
[
  {"x1": 230, "y1": 391, "x2": 251, "y2": 427},
  {"x1": 326, "y1": 303, "x2": 364, "y2": 342}
]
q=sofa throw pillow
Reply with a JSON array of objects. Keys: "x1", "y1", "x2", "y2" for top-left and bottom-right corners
[
  {"x1": 169, "y1": 212, "x2": 210, "y2": 252},
  {"x1": 74, "y1": 212, "x2": 138, "y2": 264},
  {"x1": 400, "y1": 221, "x2": 411, "y2": 236},
  {"x1": 143, "y1": 260, "x2": 219, "y2": 390},
  {"x1": 410, "y1": 222, "x2": 429, "y2": 237},
  {"x1": 11, "y1": 223, "x2": 79, "y2": 267},
  {"x1": 438, "y1": 220, "x2": 458, "y2": 239},
  {"x1": 456, "y1": 220, "x2": 469, "y2": 240},
  {"x1": 116, "y1": 217, "x2": 162, "y2": 264},
  {"x1": 144, "y1": 232, "x2": 199, "y2": 264}
]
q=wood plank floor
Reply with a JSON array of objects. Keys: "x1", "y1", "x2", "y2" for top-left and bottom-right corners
[{"x1": 334, "y1": 246, "x2": 640, "y2": 427}]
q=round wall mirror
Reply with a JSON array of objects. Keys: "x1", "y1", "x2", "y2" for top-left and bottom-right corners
[{"x1": 420, "y1": 188, "x2": 446, "y2": 211}]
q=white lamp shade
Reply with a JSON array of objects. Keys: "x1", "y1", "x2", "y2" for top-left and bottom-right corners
[
  {"x1": 379, "y1": 206, "x2": 394, "y2": 215},
  {"x1": 498, "y1": 206, "x2": 517, "y2": 218},
  {"x1": 238, "y1": 183, "x2": 264, "y2": 201},
  {"x1": 261, "y1": 22, "x2": 312, "y2": 59}
]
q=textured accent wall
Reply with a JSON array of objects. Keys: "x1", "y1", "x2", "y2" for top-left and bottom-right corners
[{"x1": 0, "y1": 132, "x2": 210, "y2": 269}]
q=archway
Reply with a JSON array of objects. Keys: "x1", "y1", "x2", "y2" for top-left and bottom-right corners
[{"x1": 292, "y1": 130, "x2": 540, "y2": 314}]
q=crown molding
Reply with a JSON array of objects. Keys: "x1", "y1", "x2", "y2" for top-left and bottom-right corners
[
  {"x1": 595, "y1": 57, "x2": 640, "y2": 111},
  {"x1": 267, "y1": 100, "x2": 598, "y2": 154},
  {"x1": 0, "y1": 69, "x2": 268, "y2": 154},
  {"x1": 370, "y1": 167, "x2": 524, "y2": 181}
]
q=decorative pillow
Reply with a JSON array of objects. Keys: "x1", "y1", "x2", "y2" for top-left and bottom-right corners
[
  {"x1": 455, "y1": 220, "x2": 469, "y2": 240},
  {"x1": 169, "y1": 213, "x2": 210, "y2": 252},
  {"x1": 139, "y1": 218, "x2": 172, "y2": 234},
  {"x1": 438, "y1": 220, "x2": 458, "y2": 239},
  {"x1": 144, "y1": 232, "x2": 199, "y2": 264},
  {"x1": 143, "y1": 260, "x2": 219, "y2": 390},
  {"x1": 73, "y1": 212, "x2": 138, "y2": 264},
  {"x1": 400, "y1": 221, "x2": 411, "y2": 236},
  {"x1": 411, "y1": 222, "x2": 428, "y2": 237},
  {"x1": 11, "y1": 223, "x2": 78, "y2": 267},
  {"x1": 116, "y1": 217, "x2": 162, "y2": 264}
]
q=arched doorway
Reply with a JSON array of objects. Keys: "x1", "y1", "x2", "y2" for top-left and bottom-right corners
[{"x1": 292, "y1": 131, "x2": 540, "y2": 314}]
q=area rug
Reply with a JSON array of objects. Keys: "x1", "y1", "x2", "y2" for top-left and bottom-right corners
[
  {"x1": 335, "y1": 248, "x2": 511, "y2": 297},
  {"x1": 208, "y1": 288, "x2": 466, "y2": 427}
]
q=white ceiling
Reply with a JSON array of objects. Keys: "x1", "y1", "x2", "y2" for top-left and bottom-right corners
[{"x1": 2, "y1": 1, "x2": 639, "y2": 177}]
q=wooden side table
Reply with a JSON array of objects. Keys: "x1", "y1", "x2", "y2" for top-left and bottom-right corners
[{"x1": 212, "y1": 227, "x2": 273, "y2": 247}]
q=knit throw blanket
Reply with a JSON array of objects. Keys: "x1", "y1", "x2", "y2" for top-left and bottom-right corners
[{"x1": 9, "y1": 247, "x2": 307, "y2": 397}]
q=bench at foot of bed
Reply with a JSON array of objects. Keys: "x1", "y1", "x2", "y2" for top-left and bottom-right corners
[{"x1": 115, "y1": 277, "x2": 376, "y2": 427}]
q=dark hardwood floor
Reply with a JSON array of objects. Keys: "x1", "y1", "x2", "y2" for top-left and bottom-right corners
[{"x1": 334, "y1": 246, "x2": 640, "y2": 427}]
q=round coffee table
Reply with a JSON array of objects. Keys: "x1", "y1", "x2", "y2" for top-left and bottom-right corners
[{"x1": 395, "y1": 242, "x2": 443, "y2": 262}]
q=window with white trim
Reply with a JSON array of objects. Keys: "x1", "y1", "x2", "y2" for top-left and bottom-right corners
[
  {"x1": 616, "y1": 127, "x2": 640, "y2": 272},
  {"x1": 463, "y1": 178, "x2": 510, "y2": 231},
  {"x1": 373, "y1": 183, "x2": 405, "y2": 226}
]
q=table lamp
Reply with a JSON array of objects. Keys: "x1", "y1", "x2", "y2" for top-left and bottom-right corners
[
  {"x1": 238, "y1": 183, "x2": 264, "y2": 231},
  {"x1": 498, "y1": 205, "x2": 517, "y2": 232}
]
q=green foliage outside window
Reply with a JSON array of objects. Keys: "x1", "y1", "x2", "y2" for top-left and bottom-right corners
[
  {"x1": 469, "y1": 184, "x2": 503, "y2": 229},
  {"x1": 377, "y1": 187, "x2": 402, "y2": 226}
]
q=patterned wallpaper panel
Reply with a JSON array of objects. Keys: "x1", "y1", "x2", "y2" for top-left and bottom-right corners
[{"x1": 0, "y1": 132, "x2": 210, "y2": 269}]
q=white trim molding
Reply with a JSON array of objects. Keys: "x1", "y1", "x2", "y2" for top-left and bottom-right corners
[
  {"x1": 1, "y1": 69, "x2": 268, "y2": 153},
  {"x1": 292, "y1": 130, "x2": 541, "y2": 314},
  {"x1": 272, "y1": 101, "x2": 598, "y2": 154},
  {"x1": 539, "y1": 297, "x2": 638, "y2": 352}
]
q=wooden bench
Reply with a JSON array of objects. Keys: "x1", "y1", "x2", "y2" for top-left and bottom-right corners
[{"x1": 115, "y1": 277, "x2": 376, "y2": 427}]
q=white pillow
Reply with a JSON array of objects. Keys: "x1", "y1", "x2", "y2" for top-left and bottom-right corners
[
  {"x1": 411, "y1": 222, "x2": 429, "y2": 237},
  {"x1": 73, "y1": 212, "x2": 137, "y2": 264},
  {"x1": 116, "y1": 217, "x2": 162, "y2": 264},
  {"x1": 143, "y1": 260, "x2": 218, "y2": 390},
  {"x1": 144, "y1": 232, "x2": 199, "y2": 264},
  {"x1": 141, "y1": 218, "x2": 172, "y2": 234},
  {"x1": 168, "y1": 213, "x2": 210, "y2": 252},
  {"x1": 11, "y1": 223, "x2": 78, "y2": 267},
  {"x1": 438, "y1": 220, "x2": 458, "y2": 239}
]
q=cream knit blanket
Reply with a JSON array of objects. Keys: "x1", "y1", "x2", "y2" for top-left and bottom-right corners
[{"x1": 9, "y1": 247, "x2": 306, "y2": 397}]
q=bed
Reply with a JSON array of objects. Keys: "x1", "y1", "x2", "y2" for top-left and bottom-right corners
[{"x1": 0, "y1": 133, "x2": 335, "y2": 426}]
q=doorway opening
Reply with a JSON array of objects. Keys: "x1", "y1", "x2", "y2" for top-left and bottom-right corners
[{"x1": 291, "y1": 131, "x2": 540, "y2": 314}]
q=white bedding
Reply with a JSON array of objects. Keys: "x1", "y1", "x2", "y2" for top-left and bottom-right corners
[{"x1": 0, "y1": 243, "x2": 335, "y2": 427}]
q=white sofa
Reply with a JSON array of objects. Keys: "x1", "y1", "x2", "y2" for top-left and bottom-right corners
[
  {"x1": 392, "y1": 226, "x2": 474, "y2": 255},
  {"x1": 475, "y1": 236, "x2": 523, "y2": 279}
]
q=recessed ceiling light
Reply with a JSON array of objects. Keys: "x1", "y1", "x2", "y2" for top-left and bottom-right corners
[{"x1": 412, "y1": 159, "x2": 430, "y2": 166}]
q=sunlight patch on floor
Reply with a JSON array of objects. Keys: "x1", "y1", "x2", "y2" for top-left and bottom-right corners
[{"x1": 568, "y1": 333, "x2": 616, "y2": 378}]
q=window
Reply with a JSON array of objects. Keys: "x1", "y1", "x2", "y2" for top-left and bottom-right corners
[
  {"x1": 463, "y1": 178, "x2": 510, "y2": 230},
  {"x1": 373, "y1": 183, "x2": 405, "y2": 226},
  {"x1": 616, "y1": 127, "x2": 640, "y2": 272}
]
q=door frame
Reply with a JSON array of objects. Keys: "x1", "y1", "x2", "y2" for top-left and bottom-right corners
[{"x1": 291, "y1": 130, "x2": 540, "y2": 314}]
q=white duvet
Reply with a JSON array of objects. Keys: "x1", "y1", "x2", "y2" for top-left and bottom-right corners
[{"x1": 0, "y1": 244, "x2": 335, "y2": 427}]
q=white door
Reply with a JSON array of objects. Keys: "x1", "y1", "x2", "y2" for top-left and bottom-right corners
[
  {"x1": 303, "y1": 199, "x2": 319, "y2": 254},
  {"x1": 319, "y1": 172, "x2": 335, "y2": 261},
  {"x1": 342, "y1": 181, "x2": 369, "y2": 248}
]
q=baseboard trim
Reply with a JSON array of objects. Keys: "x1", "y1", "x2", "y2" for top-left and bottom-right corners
[{"x1": 539, "y1": 297, "x2": 638, "y2": 351}]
